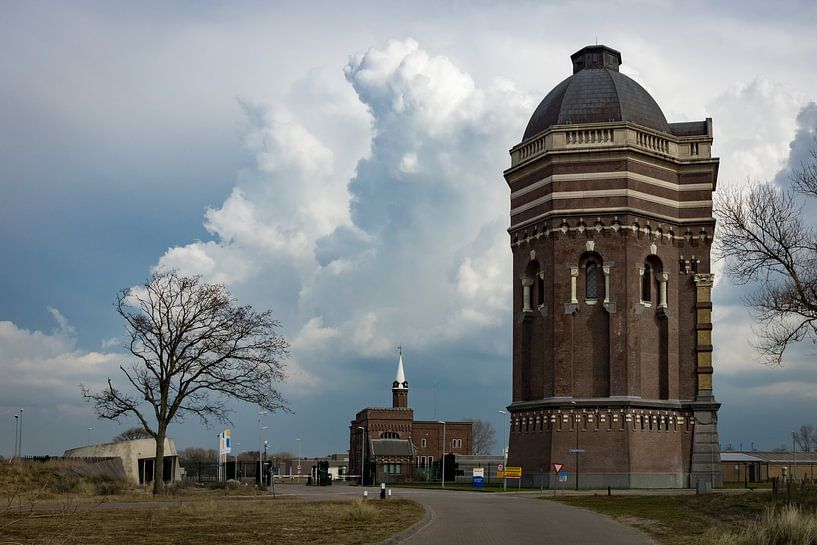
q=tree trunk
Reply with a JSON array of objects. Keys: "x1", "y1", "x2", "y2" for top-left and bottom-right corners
[{"x1": 153, "y1": 432, "x2": 165, "y2": 495}]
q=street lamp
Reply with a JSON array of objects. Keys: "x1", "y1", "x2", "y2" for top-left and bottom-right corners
[
  {"x1": 13, "y1": 415, "x2": 19, "y2": 459},
  {"x1": 18, "y1": 408, "x2": 23, "y2": 458},
  {"x1": 296, "y1": 437, "x2": 302, "y2": 483},
  {"x1": 438, "y1": 420, "x2": 446, "y2": 489},
  {"x1": 498, "y1": 410, "x2": 508, "y2": 491},
  {"x1": 257, "y1": 409, "x2": 268, "y2": 486},
  {"x1": 88, "y1": 426, "x2": 94, "y2": 445},
  {"x1": 357, "y1": 426, "x2": 366, "y2": 486}
]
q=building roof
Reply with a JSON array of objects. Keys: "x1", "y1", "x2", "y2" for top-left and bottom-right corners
[
  {"x1": 393, "y1": 353, "x2": 407, "y2": 389},
  {"x1": 370, "y1": 439, "x2": 414, "y2": 457},
  {"x1": 523, "y1": 45, "x2": 670, "y2": 140},
  {"x1": 720, "y1": 452, "x2": 763, "y2": 463}
]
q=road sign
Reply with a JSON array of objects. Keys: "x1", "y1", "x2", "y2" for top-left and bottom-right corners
[
  {"x1": 568, "y1": 448, "x2": 585, "y2": 453},
  {"x1": 558, "y1": 471, "x2": 568, "y2": 483},
  {"x1": 552, "y1": 463, "x2": 563, "y2": 474},
  {"x1": 497, "y1": 463, "x2": 504, "y2": 472},
  {"x1": 505, "y1": 466, "x2": 522, "y2": 478}
]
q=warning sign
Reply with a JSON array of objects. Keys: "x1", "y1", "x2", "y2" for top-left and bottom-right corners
[
  {"x1": 552, "y1": 463, "x2": 563, "y2": 474},
  {"x1": 504, "y1": 466, "x2": 522, "y2": 478}
]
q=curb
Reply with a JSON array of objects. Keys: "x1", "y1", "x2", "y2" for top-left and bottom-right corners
[{"x1": 379, "y1": 502, "x2": 435, "y2": 545}]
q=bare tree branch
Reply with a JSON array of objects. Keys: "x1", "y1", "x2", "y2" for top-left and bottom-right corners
[
  {"x1": 82, "y1": 270, "x2": 289, "y2": 493},
  {"x1": 715, "y1": 163, "x2": 817, "y2": 366}
]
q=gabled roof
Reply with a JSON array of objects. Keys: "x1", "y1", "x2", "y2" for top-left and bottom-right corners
[{"x1": 370, "y1": 439, "x2": 414, "y2": 457}]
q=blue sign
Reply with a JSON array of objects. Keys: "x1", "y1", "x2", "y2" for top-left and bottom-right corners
[
  {"x1": 558, "y1": 471, "x2": 568, "y2": 483},
  {"x1": 472, "y1": 476, "x2": 484, "y2": 488}
]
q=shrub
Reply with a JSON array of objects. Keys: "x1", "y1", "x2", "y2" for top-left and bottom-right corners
[
  {"x1": 95, "y1": 481, "x2": 125, "y2": 496},
  {"x1": 713, "y1": 505, "x2": 817, "y2": 545},
  {"x1": 342, "y1": 498, "x2": 377, "y2": 522}
]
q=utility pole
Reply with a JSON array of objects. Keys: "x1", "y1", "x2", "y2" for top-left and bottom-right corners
[
  {"x1": 498, "y1": 410, "x2": 508, "y2": 491},
  {"x1": 258, "y1": 409, "x2": 267, "y2": 486},
  {"x1": 438, "y1": 421, "x2": 446, "y2": 489}
]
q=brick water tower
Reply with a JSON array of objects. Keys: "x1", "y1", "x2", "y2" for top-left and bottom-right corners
[{"x1": 503, "y1": 45, "x2": 722, "y2": 488}]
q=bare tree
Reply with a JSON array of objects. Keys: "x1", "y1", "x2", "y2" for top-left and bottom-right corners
[
  {"x1": 81, "y1": 270, "x2": 289, "y2": 494},
  {"x1": 178, "y1": 447, "x2": 218, "y2": 465},
  {"x1": 794, "y1": 424, "x2": 816, "y2": 452},
  {"x1": 112, "y1": 427, "x2": 152, "y2": 442},
  {"x1": 715, "y1": 150, "x2": 817, "y2": 366},
  {"x1": 467, "y1": 418, "x2": 496, "y2": 455}
]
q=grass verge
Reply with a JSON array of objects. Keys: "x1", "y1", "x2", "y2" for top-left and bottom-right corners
[
  {"x1": 545, "y1": 492, "x2": 771, "y2": 545},
  {"x1": 1, "y1": 498, "x2": 424, "y2": 545}
]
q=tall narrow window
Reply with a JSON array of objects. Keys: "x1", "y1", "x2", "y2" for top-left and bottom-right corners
[
  {"x1": 586, "y1": 262, "x2": 599, "y2": 300},
  {"x1": 642, "y1": 263, "x2": 652, "y2": 303},
  {"x1": 537, "y1": 275, "x2": 545, "y2": 306}
]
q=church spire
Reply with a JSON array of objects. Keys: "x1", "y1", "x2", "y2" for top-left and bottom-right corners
[{"x1": 392, "y1": 347, "x2": 409, "y2": 408}]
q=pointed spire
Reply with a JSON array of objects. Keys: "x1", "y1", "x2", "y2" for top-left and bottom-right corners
[{"x1": 394, "y1": 347, "x2": 408, "y2": 388}]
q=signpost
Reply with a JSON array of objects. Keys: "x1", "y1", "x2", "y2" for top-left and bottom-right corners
[
  {"x1": 568, "y1": 448, "x2": 585, "y2": 490},
  {"x1": 472, "y1": 467, "x2": 484, "y2": 488},
  {"x1": 504, "y1": 466, "x2": 522, "y2": 491}
]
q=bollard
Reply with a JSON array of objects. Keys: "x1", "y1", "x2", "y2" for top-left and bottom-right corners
[
  {"x1": 608, "y1": 486, "x2": 611, "y2": 496},
  {"x1": 363, "y1": 490, "x2": 368, "y2": 498},
  {"x1": 380, "y1": 482, "x2": 386, "y2": 499},
  {"x1": 388, "y1": 489, "x2": 392, "y2": 498}
]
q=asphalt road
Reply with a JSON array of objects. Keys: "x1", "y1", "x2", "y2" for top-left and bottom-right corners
[{"x1": 293, "y1": 485, "x2": 654, "y2": 545}]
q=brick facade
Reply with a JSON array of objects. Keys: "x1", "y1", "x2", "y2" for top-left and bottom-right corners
[
  {"x1": 503, "y1": 45, "x2": 722, "y2": 488},
  {"x1": 348, "y1": 357, "x2": 473, "y2": 483}
]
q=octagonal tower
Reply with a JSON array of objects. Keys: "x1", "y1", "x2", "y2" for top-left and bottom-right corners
[{"x1": 504, "y1": 45, "x2": 722, "y2": 489}]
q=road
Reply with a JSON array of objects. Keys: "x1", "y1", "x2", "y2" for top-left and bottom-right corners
[{"x1": 293, "y1": 485, "x2": 654, "y2": 545}]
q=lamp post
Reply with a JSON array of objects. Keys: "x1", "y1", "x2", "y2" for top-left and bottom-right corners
[
  {"x1": 257, "y1": 410, "x2": 267, "y2": 486},
  {"x1": 296, "y1": 437, "x2": 302, "y2": 483},
  {"x1": 13, "y1": 415, "x2": 19, "y2": 459},
  {"x1": 357, "y1": 426, "x2": 366, "y2": 486},
  {"x1": 87, "y1": 427, "x2": 94, "y2": 445},
  {"x1": 438, "y1": 421, "x2": 446, "y2": 489},
  {"x1": 498, "y1": 410, "x2": 508, "y2": 491},
  {"x1": 18, "y1": 408, "x2": 23, "y2": 458},
  {"x1": 793, "y1": 431, "x2": 797, "y2": 481}
]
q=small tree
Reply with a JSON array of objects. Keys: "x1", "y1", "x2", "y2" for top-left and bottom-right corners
[
  {"x1": 715, "y1": 148, "x2": 817, "y2": 365},
  {"x1": 794, "y1": 425, "x2": 816, "y2": 452},
  {"x1": 113, "y1": 427, "x2": 152, "y2": 442},
  {"x1": 467, "y1": 418, "x2": 496, "y2": 455},
  {"x1": 82, "y1": 270, "x2": 289, "y2": 494}
]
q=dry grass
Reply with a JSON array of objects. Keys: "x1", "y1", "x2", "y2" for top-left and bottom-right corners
[
  {"x1": 709, "y1": 505, "x2": 817, "y2": 545},
  {"x1": 0, "y1": 498, "x2": 423, "y2": 545},
  {"x1": 547, "y1": 492, "x2": 770, "y2": 545}
]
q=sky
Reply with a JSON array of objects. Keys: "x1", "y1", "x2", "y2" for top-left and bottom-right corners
[{"x1": 2, "y1": 0, "x2": 817, "y2": 458}]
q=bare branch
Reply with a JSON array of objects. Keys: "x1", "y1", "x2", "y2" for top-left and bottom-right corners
[{"x1": 81, "y1": 270, "x2": 289, "y2": 493}]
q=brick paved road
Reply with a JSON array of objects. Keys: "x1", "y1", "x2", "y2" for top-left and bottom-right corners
[{"x1": 292, "y1": 485, "x2": 654, "y2": 545}]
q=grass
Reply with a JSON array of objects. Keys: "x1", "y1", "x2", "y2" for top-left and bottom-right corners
[
  {"x1": 544, "y1": 490, "x2": 817, "y2": 545},
  {"x1": 1, "y1": 461, "x2": 424, "y2": 544},
  {"x1": 712, "y1": 505, "x2": 817, "y2": 545},
  {"x1": 1, "y1": 497, "x2": 424, "y2": 544}
]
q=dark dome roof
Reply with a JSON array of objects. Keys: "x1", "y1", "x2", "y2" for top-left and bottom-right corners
[{"x1": 523, "y1": 45, "x2": 669, "y2": 139}]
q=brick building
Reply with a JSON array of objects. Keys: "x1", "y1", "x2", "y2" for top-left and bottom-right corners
[
  {"x1": 503, "y1": 45, "x2": 722, "y2": 488},
  {"x1": 349, "y1": 352, "x2": 472, "y2": 483}
]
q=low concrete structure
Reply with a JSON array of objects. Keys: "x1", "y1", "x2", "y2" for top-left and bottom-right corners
[{"x1": 64, "y1": 438, "x2": 180, "y2": 485}]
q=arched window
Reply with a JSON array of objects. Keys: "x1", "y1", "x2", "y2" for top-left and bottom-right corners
[
  {"x1": 381, "y1": 431, "x2": 399, "y2": 439},
  {"x1": 586, "y1": 261, "x2": 599, "y2": 300},
  {"x1": 642, "y1": 263, "x2": 652, "y2": 303}
]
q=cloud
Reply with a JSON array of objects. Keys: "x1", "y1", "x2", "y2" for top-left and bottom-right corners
[
  {"x1": 0, "y1": 310, "x2": 119, "y2": 406},
  {"x1": 708, "y1": 79, "x2": 807, "y2": 187}
]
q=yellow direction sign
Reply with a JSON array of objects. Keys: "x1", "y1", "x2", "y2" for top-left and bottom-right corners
[{"x1": 505, "y1": 466, "x2": 522, "y2": 478}]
